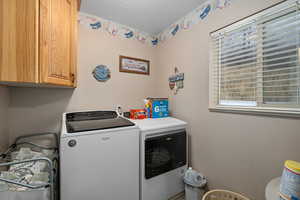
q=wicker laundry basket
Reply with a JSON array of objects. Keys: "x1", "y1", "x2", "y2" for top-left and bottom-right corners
[{"x1": 202, "y1": 190, "x2": 250, "y2": 200}]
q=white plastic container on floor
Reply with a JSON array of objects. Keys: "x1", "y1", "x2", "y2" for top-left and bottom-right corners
[
  {"x1": 185, "y1": 184, "x2": 205, "y2": 200},
  {"x1": 280, "y1": 160, "x2": 300, "y2": 200},
  {"x1": 184, "y1": 167, "x2": 207, "y2": 200}
]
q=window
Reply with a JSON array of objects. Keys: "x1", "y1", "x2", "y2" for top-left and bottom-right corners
[{"x1": 209, "y1": 0, "x2": 300, "y2": 116}]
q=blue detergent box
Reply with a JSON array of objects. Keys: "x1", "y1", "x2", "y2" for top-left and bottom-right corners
[{"x1": 148, "y1": 98, "x2": 169, "y2": 118}]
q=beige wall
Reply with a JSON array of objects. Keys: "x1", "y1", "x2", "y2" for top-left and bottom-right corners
[
  {"x1": 8, "y1": 24, "x2": 161, "y2": 140},
  {"x1": 4, "y1": 1, "x2": 300, "y2": 199},
  {"x1": 156, "y1": 0, "x2": 300, "y2": 199},
  {"x1": 0, "y1": 86, "x2": 9, "y2": 152}
]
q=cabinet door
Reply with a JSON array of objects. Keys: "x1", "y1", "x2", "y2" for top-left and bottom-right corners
[
  {"x1": 39, "y1": 0, "x2": 77, "y2": 87},
  {"x1": 0, "y1": 0, "x2": 39, "y2": 83}
]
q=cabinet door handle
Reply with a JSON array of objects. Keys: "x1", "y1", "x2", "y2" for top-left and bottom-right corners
[{"x1": 71, "y1": 73, "x2": 75, "y2": 83}]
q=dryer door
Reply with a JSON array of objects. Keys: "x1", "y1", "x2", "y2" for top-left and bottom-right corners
[{"x1": 145, "y1": 130, "x2": 187, "y2": 179}]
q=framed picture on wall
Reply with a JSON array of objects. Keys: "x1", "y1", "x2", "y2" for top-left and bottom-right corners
[{"x1": 119, "y1": 56, "x2": 150, "y2": 75}]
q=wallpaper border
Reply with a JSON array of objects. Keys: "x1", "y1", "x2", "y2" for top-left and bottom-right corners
[
  {"x1": 78, "y1": 0, "x2": 232, "y2": 47},
  {"x1": 78, "y1": 13, "x2": 159, "y2": 46}
]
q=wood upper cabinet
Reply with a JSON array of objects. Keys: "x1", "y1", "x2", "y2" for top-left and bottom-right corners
[
  {"x1": 39, "y1": 0, "x2": 77, "y2": 86},
  {"x1": 0, "y1": 0, "x2": 77, "y2": 87},
  {"x1": 0, "y1": 0, "x2": 39, "y2": 83}
]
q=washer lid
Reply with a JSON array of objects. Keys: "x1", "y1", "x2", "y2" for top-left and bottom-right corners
[{"x1": 66, "y1": 111, "x2": 135, "y2": 133}]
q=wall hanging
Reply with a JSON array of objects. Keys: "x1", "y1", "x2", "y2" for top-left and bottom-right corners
[
  {"x1": 119, "y1": 56, "x2": 150, "y2": 75},
  {"x1": 92, "y1": 65, "x2": 111, "y2": 82},
  {"x1": 169, "y1": 67, "x2": 184, "y2": 95}
]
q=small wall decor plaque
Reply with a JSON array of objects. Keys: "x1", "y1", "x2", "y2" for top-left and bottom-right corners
[
  {"x1": 119, "y1": 56, "x2": 150, "y2": 75},
  {"x1": 169, "y1": 67, "x2": 184, "y2": 94},
  {"x1": 92, "y1": 65, "x2": 111, "y2": 82}
]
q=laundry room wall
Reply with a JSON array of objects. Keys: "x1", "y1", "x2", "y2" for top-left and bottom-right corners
[
  {"x1": 8, "y1": 21, "x2": 161, "y2": 142},
  {"x1": 0, "y1": 86, "x2": 10, "y2": 152},
  {"x1": 5, "y1": 1, "x2": 300, "y2": 199},
  {"x1": 156, "y1": 0, "x2": 300, "y2": 199}
]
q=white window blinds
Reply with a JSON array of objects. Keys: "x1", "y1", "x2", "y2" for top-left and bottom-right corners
[{"x1": 210, "y1": 0, "x2": 300, "y2": 115}]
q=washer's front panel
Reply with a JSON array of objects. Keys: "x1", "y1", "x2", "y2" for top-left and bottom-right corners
[{"x1": 60, "y1": 129, "x2": 139, "y2": 200}]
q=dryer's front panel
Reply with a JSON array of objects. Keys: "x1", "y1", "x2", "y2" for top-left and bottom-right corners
[{"x1": 141, "y1": 129, "x2": 187, "y2": 200}]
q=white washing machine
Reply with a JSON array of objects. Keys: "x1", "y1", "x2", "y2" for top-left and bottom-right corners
[
  {"x1": 60, "y1": 111, "x2": 140, "y2": 200},
  {"x1": 132, "y1": 117, "x2": 188, "y2": 200}
]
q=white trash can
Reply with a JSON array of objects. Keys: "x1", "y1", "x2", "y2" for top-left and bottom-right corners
[{"x1": 184, "y1": 167, "x2": 207, "y2": 200}]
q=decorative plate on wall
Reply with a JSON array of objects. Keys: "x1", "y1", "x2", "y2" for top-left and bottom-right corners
[{"x1": 92, "y1": 65, "x2": 111, "y2": 82}]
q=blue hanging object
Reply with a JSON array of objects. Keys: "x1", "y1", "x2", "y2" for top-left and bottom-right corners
[
  {"x1": 90, "y1": 21, "x2": 101, "y2": 29},
  {"x1": 171, "y1": 25, "x2": 179, "y2": 36},
  {"x1": 152, "y1": 38, "x2": 159, "y2": 46},
  {"x1": 124, "y1": 31, "x2": 134, "y2": 38},
  {"x1": 200, "y1": 5, "x2": 211, "y2": 19},
  {"x1": 92, "y1": 65, "x2": 111, "y2": 82}
]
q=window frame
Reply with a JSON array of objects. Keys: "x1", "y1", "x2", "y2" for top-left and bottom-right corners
[{"x1": 209, "y1": 0, "x2": 300, "y2": 117}]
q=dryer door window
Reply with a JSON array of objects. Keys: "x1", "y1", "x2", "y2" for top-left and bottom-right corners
[{"x1": 145, "y1": 130, "x2": 186, "y2": 179}]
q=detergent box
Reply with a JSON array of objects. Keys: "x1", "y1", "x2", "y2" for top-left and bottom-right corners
[{"x1": 147, "y1": 98, "x2": 169, "y2": 118}]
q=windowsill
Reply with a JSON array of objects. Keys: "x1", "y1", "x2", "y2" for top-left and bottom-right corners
[{"x1": 209, "y1": 106, "x2": 300, "y2": 118}]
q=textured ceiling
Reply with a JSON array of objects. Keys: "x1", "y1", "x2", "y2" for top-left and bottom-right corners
[{"x1": 80, "y1": 0, "x2": 207, "y2": 35}]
